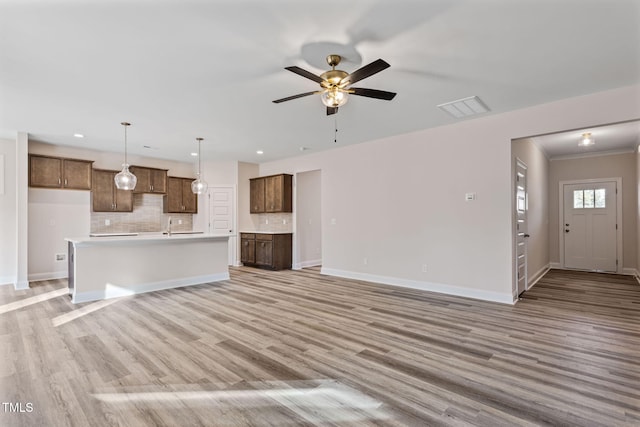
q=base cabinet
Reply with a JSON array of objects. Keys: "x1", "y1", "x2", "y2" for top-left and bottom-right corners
[{"x1": 240, "y1": 233, "x2": 292, "y2": 270}]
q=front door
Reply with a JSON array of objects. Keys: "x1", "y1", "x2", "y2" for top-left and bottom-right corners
[{"x1": 563, "y1": 181, "x2": 617, "y2": 272}]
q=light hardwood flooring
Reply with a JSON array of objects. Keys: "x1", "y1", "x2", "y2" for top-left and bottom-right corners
[{"x1": 0, "y1": 267, "x2": 639, "y2": 426}]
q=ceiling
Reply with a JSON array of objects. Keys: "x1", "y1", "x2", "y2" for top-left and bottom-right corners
[{"x1": 1, "y1": 0, "x2": 639, "y2": 164}]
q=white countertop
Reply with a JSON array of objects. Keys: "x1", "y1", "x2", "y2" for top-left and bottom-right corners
[
  {"x1": 66, "y1": 232, "x2": 233, "y2": 245},
  {"x1": 239, "y1": 231, "x2": 293, "y2": 235}
]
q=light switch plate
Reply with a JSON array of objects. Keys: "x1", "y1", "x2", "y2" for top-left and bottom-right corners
[{"x1": 465, "y1": 193, "x2": 476, "y2": 201}]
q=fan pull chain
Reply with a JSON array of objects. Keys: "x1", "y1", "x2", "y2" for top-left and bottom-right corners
[{"x1": 334, "y1": 118, "x2": 338, "y2": 144}]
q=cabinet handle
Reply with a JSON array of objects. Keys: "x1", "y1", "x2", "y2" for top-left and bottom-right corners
[
  {"x1": 151, "y1": 184, "x2": 154, "y2": 191},
  {"x1": 58, "y1": 177, "x2": 61, "y2": 185},
  {"x1": 64, "y1": 179, "x2": 68, "y2": 186}
]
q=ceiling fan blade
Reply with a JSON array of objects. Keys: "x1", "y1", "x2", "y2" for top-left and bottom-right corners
[
  {"x1": 350, "y1": 87, "x2": 397, "y2": 101},
  {"x1": 272, "y1": 91, "x2": 318, "y2": 104},
  {"x1": 327, "y1": 106, "x2": 338, "y2": 116},
  {"x1": 285, "y1": 66, "x2": 325, "y2": 84},
  {"x1": 341, "y1": 59, "x2": 390, "y2": 86}
]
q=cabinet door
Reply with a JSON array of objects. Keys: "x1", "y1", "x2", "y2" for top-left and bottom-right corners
[
  {"x1": 255, "y1": 240, "x2": 273, "y2": 266},
  {"x1": 250, "y1": 178, "x2": 265, "y2": 213},
  {"x1": 182, "y1": 179, "x2": 197, "y2": 213},
  {"x1": 241, "y1": 239, "x2": 255, "y2": 264},
  {"x1": 166, "y1": 177, "x2": 184, "y2": 213},
  {"x1": 63, "y1": 159, "x2": 92, "y2": 190},
  {"x1": 150, "y1": 169, "x2": 167, "y2": 193},
  {"x1": 130, "y1": 167, "x2": 151, "y2": 193},
  {"x1": 264, "y1": 175, "x2": 282, "y2": 212},
  {"x1": 114, "y1": 186, "x2": 133, "y2": 212},
  {"x1": 30, "y1": 155, "x2": 62, "y2": 188},
  {"x1": 92, "y1": 170, "x2": 115, "y2": 212}
]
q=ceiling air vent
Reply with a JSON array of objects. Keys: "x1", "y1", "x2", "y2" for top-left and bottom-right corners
[{"x1": 437, "y1": 96, "x2": 490, "y2": 119}]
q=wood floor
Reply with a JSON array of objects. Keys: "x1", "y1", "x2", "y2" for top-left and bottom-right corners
[{"x1": 1, "y1": 267, "x2": 639, "y2": 426}]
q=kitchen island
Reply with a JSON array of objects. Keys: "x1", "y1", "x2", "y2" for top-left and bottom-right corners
[{"x1": 65, "y1": 233, "x2": 230, "y2": 303}]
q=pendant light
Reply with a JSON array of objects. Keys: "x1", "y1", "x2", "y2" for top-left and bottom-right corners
[
  {"x1": 114, "y1": 122, "x2": 137, "y2": 190},
  {"x1": 191, "y1": 137, "x2": 208, "y2": 194}
]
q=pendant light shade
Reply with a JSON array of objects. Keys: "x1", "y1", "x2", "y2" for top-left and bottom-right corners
[
  {"x1": 191, "y1": 137, "x2": 208, "y2": 194},
  {"x1": 114, "y1": 122, "x2": 137, "y2": 190}
]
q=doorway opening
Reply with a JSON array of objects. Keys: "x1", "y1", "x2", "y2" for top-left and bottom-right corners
[{"x1": 295, "y1": 170, "x2": 322, "y2": 269}]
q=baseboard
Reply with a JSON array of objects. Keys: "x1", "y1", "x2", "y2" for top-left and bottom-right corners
[
  {"x1": 15, "y1": 280, "x2": 29, "y2": 290},
  {"x1": 549, "y1": 262, "x2": 562, "y2": 269},
  {"x1": 0, "y1": 276, "x2": 15, "y2": 286},
  {"x1": 72, "y1": 272, "x2": 230, "y2": 304},
  {"x1": 28, "y1": 271, "x2": 68, "y2": 282},
  {"x1": 527, "y1": 264, "x2": 551, "y2": 291},
  {"x1": 293, "y1": 259, "x2": 322, "y2": 270},
  {"x1": 320, "y1": 268, "x2": 514, "y2": 305}
]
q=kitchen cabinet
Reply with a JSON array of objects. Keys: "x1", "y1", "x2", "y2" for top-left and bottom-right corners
[
  {"x1": 164, "y1": 177, "x2": 198, "y2": 213},
  {"x1": 249, "y1": 174, "x2": 292, "y2": 213},
  {"x1": 130, "y1": 166, "x2": 167, "y2": 194},
  {"x1": 91, "y1": 169, "x2": 133, "y2": 212},
  {"x1": 240, "y1": 232, "x2": 292, "y2": 270},
  {"x1": 29, "y1": 154, "x2": 93, "y2": 190}
]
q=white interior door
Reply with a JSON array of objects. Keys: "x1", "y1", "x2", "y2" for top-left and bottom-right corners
[
  {"x1": 209, "y1": 186, "x2": 236, "y2": 266},
  {"x1": 515, "y1": 160, "x2": 528, "y2": 296},
  {"x1": 563, "y1": 181, "x2": 617, "y2": 272}
]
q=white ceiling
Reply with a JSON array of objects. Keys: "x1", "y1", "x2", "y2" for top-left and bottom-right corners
[{"x1": 1, "y1": 0, "x2": 639, "y2": 164}]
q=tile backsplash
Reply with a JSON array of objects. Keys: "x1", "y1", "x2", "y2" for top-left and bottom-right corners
[
  {"x1": 91, "y1": 193, "x2": 193, "y2": 233},
  {"x1": 252, "y1": 213, "x2": 293, "y2": 233}
]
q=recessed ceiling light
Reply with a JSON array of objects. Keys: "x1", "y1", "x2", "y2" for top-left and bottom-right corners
[
  {"x1": 437, "y1": 96, "x2": 490, "y2": 119},
  {"x1": 73, "y1": 133, "x2": 84, "y2": 138},
  {"x1": 299, "y1": 147, "x2": 309, "y2": 151},
  {"x1": 190, "y1": 152, "x2": 198, "y2": 157},
  {"x1": 256, "y1": 150, "x2": 264, "y2": 155}
]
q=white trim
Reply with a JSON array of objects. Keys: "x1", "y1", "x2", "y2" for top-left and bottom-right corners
[
  {"x1": 549, "y1": 262, "x2": 562, "y2": 269},
  {"x1": 621, "y1": 267, "x2": 638, "y2": 277},
  {"x1": 72, "y1": 272, "x2": 229, "y2": 304},
  {"x1": 527, "y1": 264, "x2": 550, "y2": 291},
  {"x1": 28, "y1": 271, "x2": 68, "y2": 282},
  {"x1": 15, "y1": 280, "x2": 29, "y2": 290},
  {"x1": 321, "y1": 268, "x2": 514, "y2": 305},
  {"x1": 0, "y1": 276, "x2": 15, "y2": 286},
  {"x1": 294, "y1": 259, "x2": 322, "y2": 270},
  {"x1": 549, "y1": 148, "x2": 635, "y2": 161},
  {"x1": 558, "y1": 178, "x2": 623, "y2": 273}
]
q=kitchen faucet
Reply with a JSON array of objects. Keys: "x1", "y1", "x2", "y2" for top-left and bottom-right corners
[{"x1": 167, "y1": 216, "x2": 172, "y2": 236}]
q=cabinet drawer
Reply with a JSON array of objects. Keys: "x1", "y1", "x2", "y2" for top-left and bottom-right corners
[
  {"x1": 256, "y1": 234, "x2": 273, "y2": 241},
  {"x1": 240, "y1": 233, "x2": 255, "y2": 240}
]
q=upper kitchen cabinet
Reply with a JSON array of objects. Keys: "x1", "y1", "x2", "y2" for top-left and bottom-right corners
[
  {"x1": 29, "y1": 154, "x2": 93, "y2": 190},
  {"x1": 164, "y1": 177, "x2": 197, "y2": 213},
  {"x1": 130, "y1": 166, "x2": 167, "y2": 194},
  {"x1": 91, "y1": 169, "x2": 133, "y2": 212},
  {"x1": 249, "y1": 174, "x2": 292, "y2": 213}
]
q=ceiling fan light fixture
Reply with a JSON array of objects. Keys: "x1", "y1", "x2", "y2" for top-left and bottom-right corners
[
  {"x1": 578, "y1": 132, "x2": 595, "y2": 147},
  {"x1": 320, "y1": 88, "x2": 348, "y2": 108}
]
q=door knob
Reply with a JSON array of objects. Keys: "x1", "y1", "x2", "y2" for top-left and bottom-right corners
[
  {"x1": 565, "y1": 229, "x2": 570, "y2": 233},
  {"x1": 524, "y1": 234, "x2": 530, "y2": 238}
]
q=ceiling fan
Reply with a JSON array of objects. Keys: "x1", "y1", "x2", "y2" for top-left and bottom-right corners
[{"x1": 272, "y1": 54, "x2": 397, "y2": 115}]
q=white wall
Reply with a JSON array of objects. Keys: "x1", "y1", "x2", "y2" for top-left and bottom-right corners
[
  {"x1": 512, "y1": 138, "x2": 550, "y2": 285},
  {"x1": 295, "y1": 170, "x2": 322, "y2": 268},
  {"x1": 0, "y1": 138, "x2": 17, "y2": 285},
  {"x1": 28, "y1": 189, "x2": 90, "y2": 281},
  {"x1": 259, "y1": 85, "x2": 640, "y2": 303}
]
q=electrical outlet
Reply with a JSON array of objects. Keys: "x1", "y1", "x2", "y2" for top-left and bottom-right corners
[
  {"x1": 105, "y1": 219, "x2": 110, "y2": 226},
  {"x1": 56, "y1": 253, "x2": 66, "y2": 261},
  {"x1": 422, "y1": 264, "x2": 428, "y2": 273},
  {"x1": 265, "y1": 219, "x2": 269, "y2": 225},
  {"x1": 178, "y1": 219, "x2": 183, "y2": 225}
]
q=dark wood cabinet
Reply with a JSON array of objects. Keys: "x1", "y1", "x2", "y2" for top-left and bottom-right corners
[
  {"x1": 164, "y1": 177, "x2": 198, "y2": 213},
  {"x1": 91, "y1": 169, "x2": 133, "y2": 212},
  {"x1": 130, "y1": 166, "x2": 167, "y2": 194},
  {"x1": 249, "y1": 174, "x2": 292, "y2": 213},
  {"x1": 29, "y1": 154, "x2": 93, "y2": 190},
  {"x1": 240, "y1": 232, "x2": 292, "y2": 270}
]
